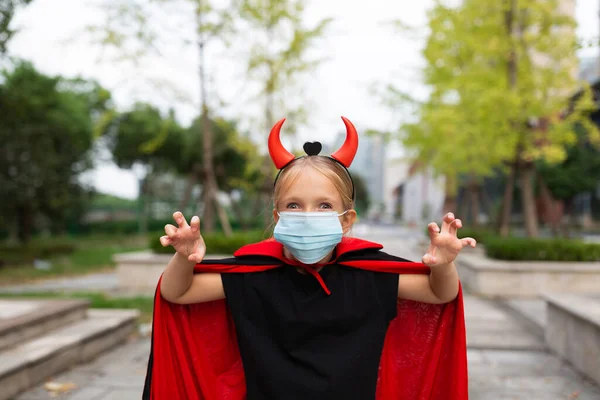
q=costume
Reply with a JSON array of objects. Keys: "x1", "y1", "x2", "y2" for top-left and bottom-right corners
[{"x1": 143, "y1": 117, "x2": 468, "y2": 399}]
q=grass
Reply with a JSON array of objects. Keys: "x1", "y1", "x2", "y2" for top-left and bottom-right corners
[
  {"x1": 0, "y1": 291, "x2": 155, "y2": 324},
  {"x1": 0, "y1": 234, "x2": 148, "y2": 284}
]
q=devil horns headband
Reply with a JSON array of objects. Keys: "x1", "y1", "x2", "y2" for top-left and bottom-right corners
[{"x1": 268, "y1": 116, "x2": 359, "y2": 198}]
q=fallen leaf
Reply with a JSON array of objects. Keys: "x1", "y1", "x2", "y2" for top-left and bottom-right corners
[{"x1": 44, "y1": 381, "x2": 77, "y2": 394}]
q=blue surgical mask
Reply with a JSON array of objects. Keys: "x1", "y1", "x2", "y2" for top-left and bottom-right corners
[{"x1": 273, "y1": 211, "x2": 347, "y2": 265}]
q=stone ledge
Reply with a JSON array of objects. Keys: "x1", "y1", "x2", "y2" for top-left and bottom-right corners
[
  {"x1": 459, "y1": 253, "x2": 600, "y2": 272},
  {"x1": 544, "y1": 293, "x2": 600, "y2": 387},
  {"x1": 543, "y1": 293, "x2": 600, "y2": 326},
  {"x1": 115, "y1": 251, "x2": 232, "y2": 294},
  {"x1": 456, "y1": 252, "x2": 600, "y2": 298}
]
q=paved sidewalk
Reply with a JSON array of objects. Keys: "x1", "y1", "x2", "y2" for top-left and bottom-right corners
[
  {"x1": 15, "y1": 338, "x2": 149, "y2": 400},
  {"x1": 0, "y1": 273, "x2": 118, "y2": 294}
]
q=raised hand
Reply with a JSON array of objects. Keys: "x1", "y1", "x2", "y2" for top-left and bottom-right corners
[
  {"x1": 422, "y1": 212, "x2": 476, "y2": 267},
  {"x1": 160, "y1": 211, "x2": 206, "y2": 263}
]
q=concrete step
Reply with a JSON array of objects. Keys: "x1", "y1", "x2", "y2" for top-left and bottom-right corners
[
  {"x1": 0, "y1": 308, "x2": 139, "y2": 400},
  {"x1": 463, "y1": 295, "x2": 545, "y2": 351},
  {"x1": 500, "y1": 298, "x2": 546, "y2": 338},
  {"x1": 0, "y1": 299, "x2": 89, "y2": 352}
]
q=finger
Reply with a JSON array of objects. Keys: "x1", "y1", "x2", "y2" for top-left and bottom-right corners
[
  {"x1": 449, "y1": 218, "x2": 462, "y2": 236},
  {"x1": 426, "y1": 242, "x2": 436, "y2": 256},
  {"x1": 441, "y1": 212, "x2": 455, "y2": 233},
  {"x1": 422, "y1": 253, "x2": 437, "y2": 265},
  {"x1": 164, "y1": 224, "x2": 178, "y2": 238},
  {"x1": 173, "y1": 211, "x2": 189, "y2": 229},
  {"x1": 190, "y1": 215, "x2": 200, "y2": 232},
  {"x1": 159, "y1": 235, "x2": 172, "y2": 247},
  {"x1": 461, "y1": 237, "x2": 477, "y2": 248},
  {"x1": 427, "y1": 222, "x2": 440, "y2": 241},
  {"x1": 188, "y1": 248, "x2": 206, "y2": 263}
]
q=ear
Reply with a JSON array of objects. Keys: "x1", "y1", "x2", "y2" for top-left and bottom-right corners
[
  {"x1": 341, "y1": 209, "x2": 357, "y2": 234},
  {"x1": 273, "y1": 208, "x2": 279, "y2": 224}
]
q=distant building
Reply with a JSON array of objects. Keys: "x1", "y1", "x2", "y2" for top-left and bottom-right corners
[
  {"x1": 383, "y1": 159, "x2": 410, "y2": 220},
  {"x1": 329, "y1": 131, "x2": 386, "y2": 216},
  {"x1": 389, "y1": 160, "x2": 445, "y2": 225},
  {"x1": 579, "y1": 55, "x2": 600, "y2": 83}
]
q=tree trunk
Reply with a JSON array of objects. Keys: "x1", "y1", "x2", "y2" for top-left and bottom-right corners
[
  {"x1": 499, "y1": 163, "x2": 517, "y2": 237},
  {"x1": 468, "y1": 181, "x2": 480, "y2": 227},
  {"x1": 499, "y1": 0, "x2": 518, "y2": 237},
  {"x1": 561, "y1": 198, "x2": 575, "y2": 238},
  {"x1": 260, "y1": 25, "x2": 277, "y2": 227},
  {"x1": 520, "y1": 162, "x2": 539, "y2": 237},
  {"x1": 456, "y1": 187, "x2": 468, "y2": 222},
  {"x1": 537, "y1": 174, "x2": 562, "y2": 236},
  {"x1": 480, "y1": 184, "x2": 493, "y2": 224},
  {"x1": 442, "y1": 175, "x2": 458, "y2": 214},
  {"x1": 196, "y1": 2, "x2": 232, "y2": 236}
]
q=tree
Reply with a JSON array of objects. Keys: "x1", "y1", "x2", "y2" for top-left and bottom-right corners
[
  {"x1": 0, "y1": 61, "x2": 111, "y2": 242},
  {"x1": 102, "y1": 108, "x2": 256, "y2": 231},
  {"x1": 234, "y1": 0, "x2": 332, "y2": 222},
  {"x1": 104, "y1": 103, "x2": 185, "y2": 171},
  {"x1": 390, "y1": 0, "x2": 599, "y2": 237},
  {"x1": 178, "y1": 117, "x2": 254, "y2": 210},
  {"x1": 0, "y1": 0, "x2": 33, "y2": 55},
  {"x1": 537, "y1": 124, "x2": 600, "y2": 235},
  {"x1": 85, "y1": 0, "x2": 235, "y2": 235}
]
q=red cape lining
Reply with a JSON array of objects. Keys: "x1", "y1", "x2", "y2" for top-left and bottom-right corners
[{"x1": 145, "y1": 238, "x2": 468, "y2": 399}]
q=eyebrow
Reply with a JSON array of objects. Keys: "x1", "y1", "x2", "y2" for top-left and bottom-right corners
[{"x1": 280, "y1": 196, "x2": 336, "y2": 203}]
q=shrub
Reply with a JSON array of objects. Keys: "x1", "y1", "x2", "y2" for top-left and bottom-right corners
[
  {"x1": 484, "y1": 236, "x2": 600, "y2": 261},
  {"x1": 0, "y1": 241, "x2": 77, "y2": 266},
  {"x1": 71, "y1": 218, "x2": 266, "y2": 236},
  {"x1": 149, "y1": 230, "x2": 269, "y2": 255}
]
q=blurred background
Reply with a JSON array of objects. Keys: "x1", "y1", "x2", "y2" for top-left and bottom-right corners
[{"x1": 2, "y1": 0, "x2": 600, "y2": 399}]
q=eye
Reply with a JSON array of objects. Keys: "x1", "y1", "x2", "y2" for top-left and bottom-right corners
[
  {"x1": 286, "y1": 203, "x2": 300, "y2": 209},
  {"x1": 319, "y1": 203, "x2": 333, "y2": 209}
]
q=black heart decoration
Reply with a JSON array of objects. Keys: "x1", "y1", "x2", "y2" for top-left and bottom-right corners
[{"x1": 303, "y1": 141, "x2": 322, "y2": 156}]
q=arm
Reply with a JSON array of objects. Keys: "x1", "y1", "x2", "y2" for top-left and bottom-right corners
[
  {"x1": 160, "y1": 252, "x2": 225, "y2": 304},
  {"x1": 398, "y1": 212, "x2": 475, "y2": 304},
  {"x1": 158, "y1": 211, "x2": 225, "y2": 304},
  {"x1": 397, "y1": 262, "x2": 459, "y2": 304}
]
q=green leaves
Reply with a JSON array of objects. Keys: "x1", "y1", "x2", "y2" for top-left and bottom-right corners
[
  {"x1": 0, "y1": 0, "x2": 33, "y2": 55},
  {"x1": 237, "y1": 0, "x2": 331, "y2": 129},
  {"x1": 0, "y1": 61, "x2": 105, "y2": 240},
  {"x1": 388, "y1": 0, "x2": 600, "y2": 192}
]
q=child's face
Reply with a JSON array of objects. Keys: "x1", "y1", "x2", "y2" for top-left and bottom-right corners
[{"x1": 273, "y1": 166, "x2": 356, "y2": 234}]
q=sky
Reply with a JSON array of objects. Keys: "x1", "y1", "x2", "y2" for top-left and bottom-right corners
[{"x1": 7, "y1": 0, "x2": 600, "y2": 199}]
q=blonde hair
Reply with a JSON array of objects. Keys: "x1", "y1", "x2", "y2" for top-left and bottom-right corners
[{"x1": 273, "y1": 156, "x2": 355, "y2": 211}]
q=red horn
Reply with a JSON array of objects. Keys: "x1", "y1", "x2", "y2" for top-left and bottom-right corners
[
  {"x1": 331, "y1": 116, "x2": 359, "y2": 168},
  {"x1": 268, "y1": 118, "x2": 295, "y2": 169}
]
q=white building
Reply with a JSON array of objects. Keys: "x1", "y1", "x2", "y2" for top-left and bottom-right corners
[{"x1": 386, "y1": 160, "x2": 445, "y2": 225}]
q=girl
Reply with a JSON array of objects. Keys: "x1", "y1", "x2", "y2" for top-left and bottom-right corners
[{"x1": 144, "y1": 117, "x2": 474, "y2": 400}]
